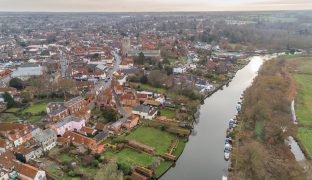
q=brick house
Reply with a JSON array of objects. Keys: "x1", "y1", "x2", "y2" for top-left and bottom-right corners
[
  {"x1": 46, "y1": 96, "x2": 88, "y2": 122},
  {"x1": 63, "y1": 131, "x2": 104, "y2": 154}
]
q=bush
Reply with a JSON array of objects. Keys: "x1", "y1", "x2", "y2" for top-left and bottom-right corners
[
  {"x1": 68, "y1": 170, "x2": 76, "y2": 177},
  {"x1": 92, "y1": 160, "x2": 99, "y2": 167},
  {"x1": 117, "y1": 162, "x2": 132, "y2": 175}
]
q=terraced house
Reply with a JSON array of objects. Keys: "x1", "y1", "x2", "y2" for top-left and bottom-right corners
[{"x1": 46, "y1": 96, "x2": 90, "y2": 122}]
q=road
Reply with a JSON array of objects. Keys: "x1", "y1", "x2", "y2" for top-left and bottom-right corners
[{"x1": 91, "y1": 49, "x2": 121, "y2": 95}]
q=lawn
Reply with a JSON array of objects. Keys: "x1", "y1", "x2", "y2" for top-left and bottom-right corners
[
  {"x1": 23, "y1": 102, "x2": 47, "y2": 114},
  {"x1": 5, "y1": 108, "x2": 21, "y2": 113},
  {"x1": 173, "y1": 138, "x2": 187, "y2": 157},
  {"x1": 132, "y1": 83, "x2": 167, "y2": 94},
  {"x1": 155, "y1": 161, "x2": 173, "y2": 178},
  {"x1": 160, "y1": 109, "x2": 175, "y2": 119},
  {"x1": 28, "y1": 115, "x2": 42, "y2": 123},
  {"x1": 126, "y1": 127, "x2": 176, "y2": 154},
  {"x1": 298, "y1": 128, "x2": 312, "y2": 157},
  {"x1": 105, "y1": 148, "x2": 155, "y2": 167},
  {"x1": 294, "y1": 74, "x2": 312, "y2": 126}
]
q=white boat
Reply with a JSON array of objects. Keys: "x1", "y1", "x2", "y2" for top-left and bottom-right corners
[
  {"x1": 224, "y1": 143, "x2": 232, "y2": 151},
  {"x1": 224, "y1": 151, "x2": 230, "y2": 161},
  {"x1": 222, "y1": 175, "x2": 228, "y2": 180}
]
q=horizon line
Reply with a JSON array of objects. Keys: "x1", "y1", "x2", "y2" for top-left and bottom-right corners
[{"x1": 0, "y1": 9, "x2": 311, "y2": 13}]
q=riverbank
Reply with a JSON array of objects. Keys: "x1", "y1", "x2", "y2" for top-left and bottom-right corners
[
  {"x1": 161, "y1": 56, "x2": 267, "y2": 180},
  {"x1": 155, "y1": 58, "x2": 253, "y2": 179},
  {"x1": 230, "y1": 57, "x2": 307, "y2": 179}
]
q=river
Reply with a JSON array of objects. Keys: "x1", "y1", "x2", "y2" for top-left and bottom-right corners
[{"x1": 161, "y1": 56, "x2": 264, "y2": 180}]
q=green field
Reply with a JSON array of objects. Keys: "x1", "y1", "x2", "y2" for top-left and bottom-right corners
[
  {"x1": 160, "y1": 109, "x2": 175, "y2": 119},
  {"x1": 291, "y1": 57, "x2": 312, "y2": 158},
  {"x1": 105, "y1": 148, "x2": 155, "y2": 167},
  {"x1": 298, "y1": 128, "x2": 312, "y2": 157},
  {"x1": 23, "y1": 103, "x2": 47, "y2": 114},
  {"x1": 126, "y1": 127, "x2": 176, "y2": 154},
  {"x1": 294, "y1": 74, "x2": 312, "y2": 126}
]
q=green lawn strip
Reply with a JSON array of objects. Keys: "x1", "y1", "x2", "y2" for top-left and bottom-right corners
[
  {"x1": 255, "y1": 120, "x2": 264, "y2": 140},
  {"x1": 28, "y1": 115, "x2": 42, "y2": 123},
  {"x1": 160, "y1": 109, "x2": 175, "y2": 119},
  {"x1": 155, "y1": 161, "x2": 173, "y2": 178},
  {"x1": 105, "y1": 148, "x2": 155, "y2": 167},
  {"x1": 23, "y1": 103, "x2": 47, "y2": 114},
  {"x1": 298, "y1": 128, "x2": 312, "y2": 157},
  {"x1": 132, "y1": 83, "x2": 167, "y2": 94},
  {"x1": 5, "y1": 108, "x2": 21, "y2": 113},
  {"x1": 294, "y1": 74, "x2": 312, "y2": 126},
  {"x1": 173, "y1": 138, "x2": 187, "y2": 157},
  {"x1": 126, "y1": 127, "x2": 175, "y2": 154}
]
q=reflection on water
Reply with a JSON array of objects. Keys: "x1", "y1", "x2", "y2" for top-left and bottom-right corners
[
  {"x1": 287, "y1": 136, "x2": 306, "y2": 161},
  {"x1": 161, "y1": 56, "x2": 264, "y2": 180},
  {"x1": 249, "y1": 56, "x2": 263, "y2": 73}
]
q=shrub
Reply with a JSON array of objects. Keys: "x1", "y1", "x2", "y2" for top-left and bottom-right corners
[{"x1": 117, "y1": 162, "x2": 132, "y2": 175}]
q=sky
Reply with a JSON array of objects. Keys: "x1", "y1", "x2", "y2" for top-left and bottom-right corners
[{"x1": 0, "y1": 0, "x2": 311, "y2": 12}]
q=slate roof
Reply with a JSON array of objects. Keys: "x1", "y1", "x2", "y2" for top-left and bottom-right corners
[
  {"x1": 67, "y1": 96, "x2": 83, "y2": 106},
  {"x1": 133, "y1": 104, "x2": 150, "y2": 113},
  {"x1": 53, "y1": 116, "x2": 84, "y2": 128},
  {"x1": 33, "y1": 129, "x2": 56, "y2": 143}
]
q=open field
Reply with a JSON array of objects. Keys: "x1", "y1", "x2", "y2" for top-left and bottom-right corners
[
  {"x1": 290, "y1": 56, "x2": 312, "y2": 158},
  {"x1": 294, "y1": 74, "x2": 312, "y2": 126},
  {"x1": 126, "y1": 127, "x2": 176, "y2": 154},
  {"x1": 105, "y1": 148, "x2": 155, "y2": 167},
  {"x1": 298, "y1": 128, "x2": 312, "y2": 157}
]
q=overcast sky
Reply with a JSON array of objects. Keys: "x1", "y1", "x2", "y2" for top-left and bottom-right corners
[{"x1": 0, "y1": 0, "x2": 311, "y2": 12}]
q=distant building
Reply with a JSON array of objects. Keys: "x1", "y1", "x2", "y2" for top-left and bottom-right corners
[
  {"x1": 11, "y1": 64, "x2": 44, "y2": 80},
  {"x1": 128, "y1": 49, "x2": 161, "y2": 58},
  {"x1": 173, "y1": 66, "x2": 187, "y2": 74},
  {"x1": 122, "y1": 37, "x2": 131, "y2": 56}
]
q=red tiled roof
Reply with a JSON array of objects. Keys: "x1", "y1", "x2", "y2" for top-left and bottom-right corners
[
  {"x1": 80, "y1": 127, "x2": 96, "y2": 135},
  {"x1": 63, "y1": 131, "x2": 96, "y2": 149},
  {"x1": 12, "y1": 160, "x2": 42, "y2": 179}
]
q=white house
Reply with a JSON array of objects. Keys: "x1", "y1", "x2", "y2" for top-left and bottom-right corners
[
  {"x1": 132, "y1": 104, "x2": 158, "y2": 120},
  {"x1": 173, "y1": 66, "x2": 187, "y2": 74}
]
